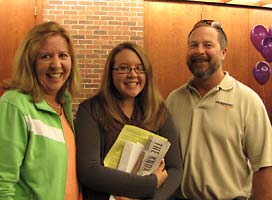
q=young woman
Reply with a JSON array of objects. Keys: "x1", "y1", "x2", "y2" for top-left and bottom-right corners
[{"x1": 75, "y1": 42, "x2": 182, "y2": 200}]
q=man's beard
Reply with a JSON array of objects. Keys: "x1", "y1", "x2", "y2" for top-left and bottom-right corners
[{"x1": 187, "y1": 58, "x2": 221, "y2": 80}]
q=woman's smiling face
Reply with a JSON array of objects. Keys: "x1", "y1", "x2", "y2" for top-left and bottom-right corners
[
  {"x1": 35, "y1": 34, "x2": 71, "y2": 97},
  {"x1": 112, "y1": 49, "x2": 146, "y2": 100}
]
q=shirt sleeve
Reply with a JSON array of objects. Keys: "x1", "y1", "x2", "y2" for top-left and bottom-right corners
[
  {"x1": 0, "y1": 100, "x2": 28, "y2": 198},
  {"x1": 244, "y1": 95, "x2": 272, "y2": 172},
  {"x1": 151, "y1": 111, "x2": 183, "y2": 200},
  {"x1": 75, "y1": 99, "x2": 157, "y2": 199}
]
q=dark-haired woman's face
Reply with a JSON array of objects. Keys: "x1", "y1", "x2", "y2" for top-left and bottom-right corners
[
  {"x1": 112, "y1": 49, "x2": 146, "y2": 100},
  {"x1": 35, "y1": 35, "x2": 71, "y2": 98}
]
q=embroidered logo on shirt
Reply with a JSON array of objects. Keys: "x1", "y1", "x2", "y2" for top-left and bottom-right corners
[{"x1": 215, "y1": 101, "x2": 233, "y2": 109}]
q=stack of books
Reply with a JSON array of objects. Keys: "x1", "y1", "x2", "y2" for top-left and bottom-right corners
[{"x1": 104, "y1": 125, "x2": 171, "y2": 200}]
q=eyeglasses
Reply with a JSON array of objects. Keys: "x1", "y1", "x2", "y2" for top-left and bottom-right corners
[
  {"x1": 113, "y1": 65, "x2": 145, "y2": 74},
  {"x1": 191, "y1": 19, "x2": 227, "y2": 42}
]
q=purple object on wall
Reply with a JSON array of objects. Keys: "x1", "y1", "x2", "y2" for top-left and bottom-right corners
[
  {"x1": 260, "y1": 36, "x2": 272, "y2": 62},
  {"x1": 253, "y1": 61, "x2": 271, "y2": 85},
  {"x1": 250, "y1": 24, "x2": 268, "y2": 52}
]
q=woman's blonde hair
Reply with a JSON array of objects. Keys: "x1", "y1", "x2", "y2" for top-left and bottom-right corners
[
  {"x1": 97, "y1": 42, "x2": 167, "y2": 131},
  {"x1": 6, "y1": 21, "x2": 80, "y2": 103}
]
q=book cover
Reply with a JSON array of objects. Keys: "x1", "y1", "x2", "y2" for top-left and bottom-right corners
[
  {"x1": 136, "y1": 135, "x2": 171, "y2": 176},
  {"x1": 104, "y1": 125, "x2": 168, "y2": 169},
  {"x1": 105, "y1": 125, "x2": 171, "y2": 200}
]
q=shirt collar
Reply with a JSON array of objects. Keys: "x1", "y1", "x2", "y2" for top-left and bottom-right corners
[
  {"x1": 217, "y1": 72, "x2": 235, "y2": 91},
  {"x1": 187, "y1": 71, "x2": 235, "y2": 92}
]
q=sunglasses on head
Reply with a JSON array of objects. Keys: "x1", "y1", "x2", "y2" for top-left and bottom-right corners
[
  {"x1": 194, "y1": 20, "x2": 222, "y2": 29},
  {"x1": 191, "y1": 19, "x2": 227, "y2": 42}
]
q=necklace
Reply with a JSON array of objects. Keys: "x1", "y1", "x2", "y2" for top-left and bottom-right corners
[{"x1": 47, "y1": 102, "x2": 62, "y2": 109}]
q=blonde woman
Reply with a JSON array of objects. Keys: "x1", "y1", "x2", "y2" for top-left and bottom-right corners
[{"x1": 0, "y1": 21, "x2": 81, "y2": 200}]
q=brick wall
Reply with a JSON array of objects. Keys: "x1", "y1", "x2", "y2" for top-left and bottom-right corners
[{"x1": 42, "y1": 0, "x2": 144, "y2": 114}]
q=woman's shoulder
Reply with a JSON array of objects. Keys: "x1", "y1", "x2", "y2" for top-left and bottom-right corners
[
  {"x1": 0, "y1": 89, "x2": 31, "y2": 105},
  {"x1": 79, "y1": 93, "x2": 101, "y2": 105},
  {"x1": 78, "y1": 93, "x2": 105, "y2": 113},
  {"x1": 0, "y1": 90, "x2": 35, "y2": 115}
]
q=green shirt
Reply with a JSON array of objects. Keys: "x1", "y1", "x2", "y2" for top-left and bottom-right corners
[{"x1": 0, "y1": 90, "x2": 74, "y2": 200}]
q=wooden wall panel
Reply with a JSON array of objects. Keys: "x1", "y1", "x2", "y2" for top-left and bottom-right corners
[
  {"x1": 144, "y1": 2, "x2": 199, "y2": 97},
  {"x1": 144, "y1": 1, "x2": 272, "y2": 121},
  {"x1": 0, "y1": 0, "x2": 41, "y2": 95}
]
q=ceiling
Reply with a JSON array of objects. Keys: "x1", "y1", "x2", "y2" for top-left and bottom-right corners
[{"x1": 186, "y1": 0, "x2": 272, "y2": 8}]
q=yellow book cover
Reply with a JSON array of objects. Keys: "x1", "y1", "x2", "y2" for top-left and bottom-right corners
[{"x1": 104, "y1": 125, "x2": 168, "y2": 169}]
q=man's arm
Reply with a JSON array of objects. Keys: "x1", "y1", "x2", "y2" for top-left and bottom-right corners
[{"x1": 252, "y1": 166, "x2": 272, "y2": 200}]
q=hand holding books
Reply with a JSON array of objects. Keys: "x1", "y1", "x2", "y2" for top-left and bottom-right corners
[
  {"x1": 104, "y1": 125, "x2": 171, "y2": 172},
  {"x1": 105, "y1": 125, "x2": 171, "y2": 200},
  {"x1": 109, "y1": 160, "x2": 167, "y2": 200},
  {"x1": 152, "y1": 159, "x2": 168, "y2": 189}
]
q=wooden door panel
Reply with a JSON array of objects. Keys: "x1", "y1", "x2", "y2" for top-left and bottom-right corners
[{"x1": 0, "y1": 0, "x2": 39, "y2": 94}]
